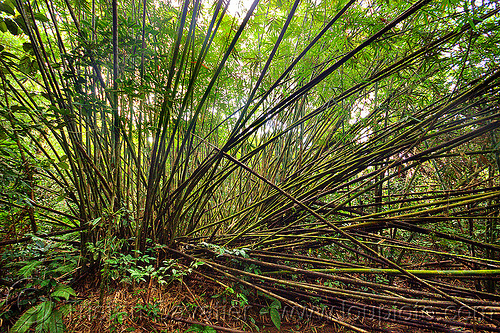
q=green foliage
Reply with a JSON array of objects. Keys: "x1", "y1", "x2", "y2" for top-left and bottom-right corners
[
  {"x1": 259, "y1": 299, "x2": 281, "y2": 330},
  {"x1": 199, "y1": 242, "x2": 250, "y2": 258},
  {"x1": 231, "y1": 292, "x2": 249, "y2": 308},
  {"x1": 2, "y1": 237, "x2": 78, "y2": 284},
  {"x1": 109, "y1": 310, "x2": 128, "y2": 332},
  {"x1": 51, "y1": 284, "x2": 77, "y2": 301},
  {"x1": 211, "y1": 286, "x2": 235, "y2": 304},
  {"x1": 8, "y1": 284, "x2": 75, "y2": 333},
  {"x1": 185, "y1": 324, "x2": 217, "y2": 333},
  {"x1": 10, "y1": 303, "x2": 40, "y2": 333},
  {"x1": 243, "y1": 263, "x2": 262, "y2": 275},
  {"x1": 0, "y1": 236, "x2": 78, "y2": 332},
  {"x1": 133, "y1": 300, "x2": 161, "y2": 320},
  {"x1": 86, "y1": 239, "x2": 203, "y2": 285}
]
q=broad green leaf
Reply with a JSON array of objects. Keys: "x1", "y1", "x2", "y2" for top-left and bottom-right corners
[
  {"x1": 33, "y1": 13, "x2": 49, "y2": 22},
  {"x1": 51, "y1": 284, "x2": 76, "y2": 300},
  {"x1": 41, "y1": 308, "x2": 64, "y2": 333},
  {"x1": 10, "y1": 303, "x2": 41, "y2": 333},
  {"x1": 269, "y1": 307, "x2": 281, "y2": 330},
  {"x1": 59, "y1": 304, "x2": 73, "y2": 316},
  {"x1": 270, "y1": 299, "x2": 281, "y2": 309},
  {"x1": 4, "y1": 18, "x2": 18, "y2": 35},
  {"x1": 36, "y1": 301, "x2": 54, "y2": 328},
  {"x1": 13, "y1": 16, "x2": 27, "y2": 34},
  {"x1": 56, "y1": 161, "x2": 70, "y2": 170},
  {"x1": 22, "y1": 43, "x2": 33, "y2": 53}
]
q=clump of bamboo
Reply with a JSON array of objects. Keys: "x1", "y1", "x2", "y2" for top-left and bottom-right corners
[{"x1": 1, "y1": 0, "x2": 499, "y2": 331}]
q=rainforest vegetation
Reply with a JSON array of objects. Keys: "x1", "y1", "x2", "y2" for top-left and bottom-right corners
[{"x1": 1, "y1": 0, "x2": 500, "y2": 331}]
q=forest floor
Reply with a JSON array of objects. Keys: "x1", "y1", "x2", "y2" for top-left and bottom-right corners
[{"x1": 65, "y1": 273, "x2": 439, "y2": 333}]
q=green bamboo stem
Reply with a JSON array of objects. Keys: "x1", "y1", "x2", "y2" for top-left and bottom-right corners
[
  {"x1": 266, "y1": 267, "x2": 500, "y2": 277},
  {"x1": 252, "y1": 232, "x2": 500, "y2": 265},
  {"x1": 167, "y1": 247, "x2": 369, "y2": 333}
]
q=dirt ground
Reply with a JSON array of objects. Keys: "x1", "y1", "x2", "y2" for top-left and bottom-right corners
[{"x1": 65, "y1": 274, "x2": 438, "y2": 333}]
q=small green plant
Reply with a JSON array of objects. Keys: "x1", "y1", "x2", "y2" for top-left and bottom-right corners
[
  {"x1": 243, "y1": 263, "x2": 261, "y2": 275},
  {"x1": 181, "y1": 300, "x2": 198, "y2": 312},
  {"x1": 231, "y1": 292, "x2": 249, "y2": 308},
  {"x1": 185, "y1": 324, "x2": 217, "y2": 333},
  {"x1": 9, "y1": 283, "x2": 76, "y2": 333},
  {"x1": 159, "y1": 259, "x2": 203, "y2": 284},
  {"x1": 1, "y1": 237, "x2": 78, "y2": 333},
  {"x1": 199, "y1": 242, "x2": 249, "y2": 258},
  {"x1": 134, "y1": 300, "x2": 161, "y2": 320},
  {"x1": 211, "y1": 286, "x2": 234, "y2": 304},
  {"x1": 259, "y1": 299, "x2": 281, "y2": 331},
  {"x1": 247, "y1": 317, "x2": 260, "y2": 332},
  {"x1": 324, "y1": 280, "x2": 342, "y2": 288},
  {"x1": 109, "y1": 309, "x2": 128, "y2": 332},
  {"x1": 86, "y1": 239, "x2": 203, "y2": 286}
]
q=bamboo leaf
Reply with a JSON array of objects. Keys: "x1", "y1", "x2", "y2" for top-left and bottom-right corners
[
  {"x1": 4, "y1": 17, "x2": 18, "y2": 35},
  {"x1": 0, "y1": 1, "x2": 14, "y2": 15},
  {"x1": 33, "y1": 13, "x2": 49, "y2": 22},
  {"x1": 13, "y1": 16, "x2": 27, "y2": 34}
]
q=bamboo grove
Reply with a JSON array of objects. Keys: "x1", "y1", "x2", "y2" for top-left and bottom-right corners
[{"x1": 1, "y1": 0, "x2": 500, "y2": 331}]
